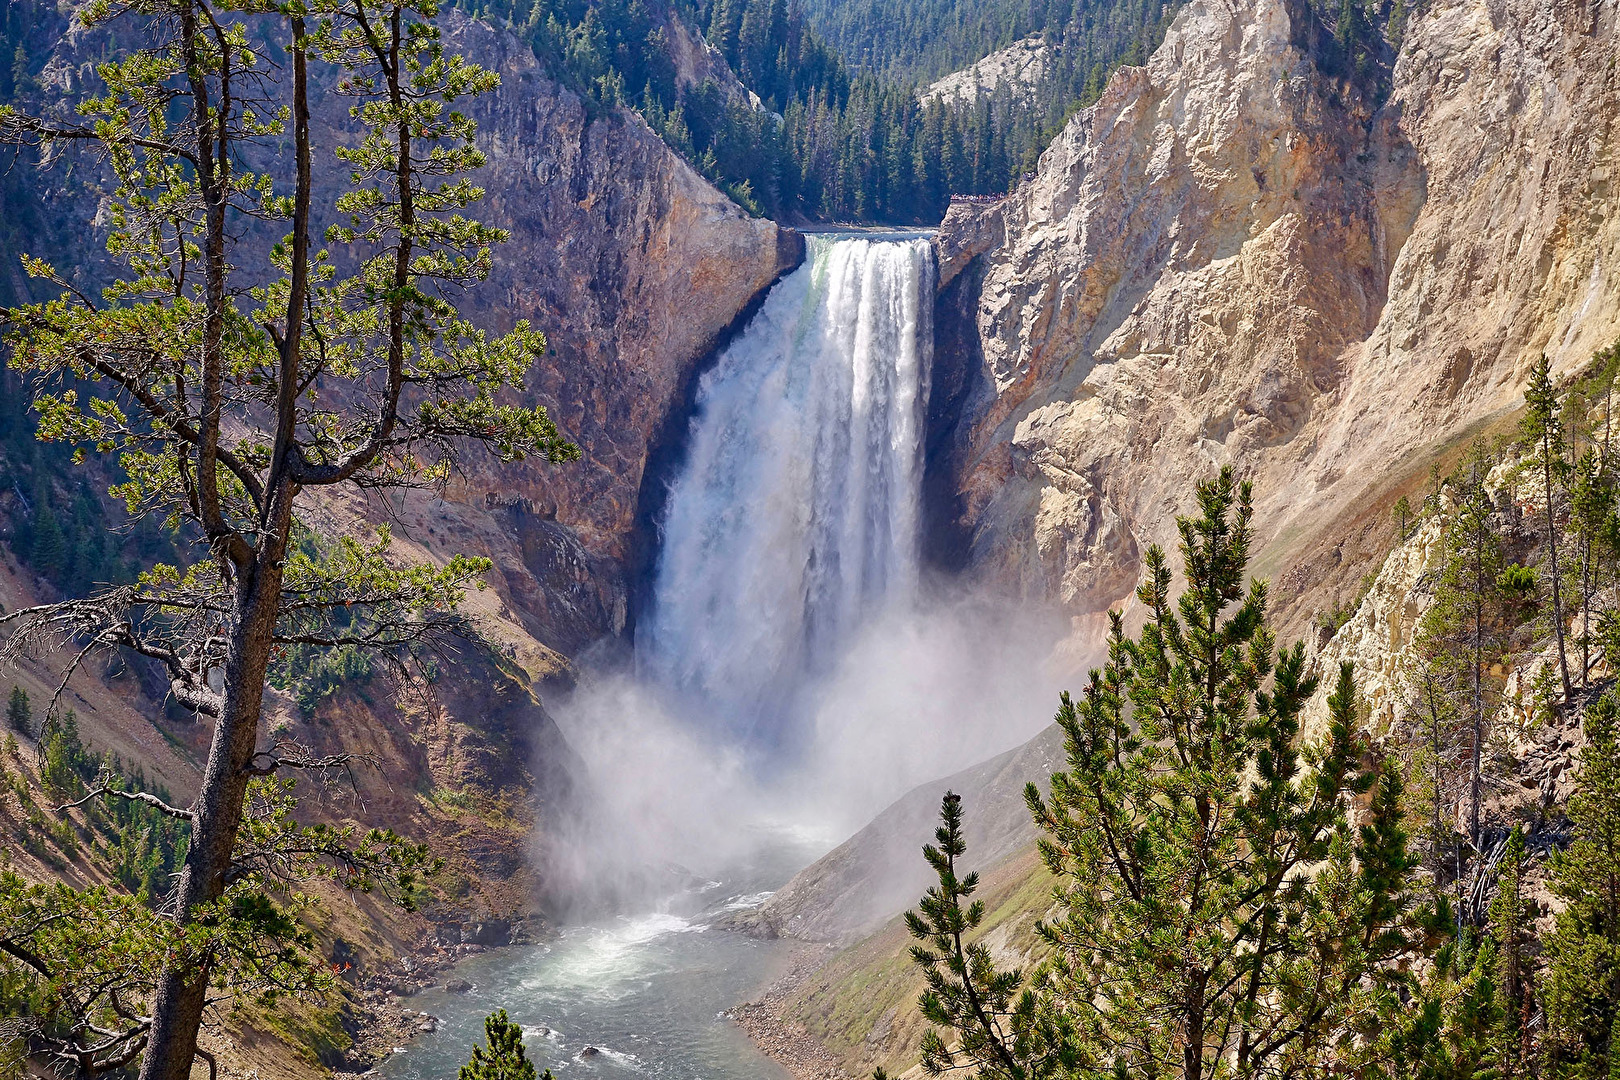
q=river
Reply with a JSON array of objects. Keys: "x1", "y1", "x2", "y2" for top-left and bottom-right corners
[{"x1": 374, "y1": 828, "x2": 823, "y2": 1079}]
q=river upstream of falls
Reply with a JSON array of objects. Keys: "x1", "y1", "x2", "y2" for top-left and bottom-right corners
[{"x1": 380, "y1": 233, "x2": 1054, "y2": 1077}]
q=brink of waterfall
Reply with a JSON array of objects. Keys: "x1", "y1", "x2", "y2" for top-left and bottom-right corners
[{"x1": 638, "y1": 235, "x2": 936, "y2": 744}]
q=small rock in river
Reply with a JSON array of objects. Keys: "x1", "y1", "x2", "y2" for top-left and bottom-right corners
[{"x1": 445, "y1": 978, "x2": 473, "y2": 993}]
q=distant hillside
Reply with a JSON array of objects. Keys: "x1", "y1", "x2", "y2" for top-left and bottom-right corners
[{"x1": 795, "y1": 0, "x2": 1173, "y2": 86}]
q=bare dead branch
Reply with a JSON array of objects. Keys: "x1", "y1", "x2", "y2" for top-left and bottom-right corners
[
  {"x1": 54, "y1": 786, "x2": 195, "y2": 821},
  {"x1": 244, "y1": 748, "x2": 361, "y2": 778}
]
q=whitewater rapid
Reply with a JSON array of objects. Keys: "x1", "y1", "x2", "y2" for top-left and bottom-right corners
[{"x1": 637, "y1": 235, "x2": 935, "y2": 741}]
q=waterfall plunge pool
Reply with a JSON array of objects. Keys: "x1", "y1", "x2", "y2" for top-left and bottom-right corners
[{"x1": 373, "y1": 828, "x2": 820, "y2": 1080}]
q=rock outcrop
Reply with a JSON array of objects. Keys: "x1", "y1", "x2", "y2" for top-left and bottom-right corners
[
  {"x1": 931, "y1": 0, "x2": 1620, "y2": 636},
  {"x1": 1301, "y1": 512, "x2": 1444, "y2": 740},
  {"x1": 920, "y1": 35, "x2": 1053, "y2": 107}
]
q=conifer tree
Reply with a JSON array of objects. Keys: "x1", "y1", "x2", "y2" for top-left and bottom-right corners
[
  {"x1": 40, "y1": 708, "x2": 92, "y2": 795},
  {"x1": 1394, "y1": 493, "x2": 1414, "y2": 540},
  {"x1": 1361, "y1": 929, "x2": 1503, "y2": 1080},
  {"x1": 894, "y1": 792, "x2": 1051, "y2": 1080},
  {"x1": 1524, "y1": 355, "x2": 1575, "y2": 701},
  {"x1": 1419, "y1": 471, "x2": 1512, "y2": 850},
  {"x1": 5, "y1": 685, "x2": 29, "y2": 736},
  {"x1": 1488, "y1": 826, "x2": 1537, "y2": 1077},
  {"x1": 1543, "y1": 692, "x2": 1620, "y2": 1078},
  {"x1": 1567, "y1": 448, "x2": 1613, "y2": 687},
  {"x1": 26, "y1": 496, "x2": 65, "y2": 580},
  {"x1": 1401, "y1": 650, "x2": 1467, "y2": 895},
  {"x1": 1006, "y1": 469, "x2": 1420, "y2": 1079},
  {"x1": 459, "y1": 1010, "x2": 548, "y2": 1080},
  {"x1": 707, "y1": 0, "x2": 743, "y2": 65}
]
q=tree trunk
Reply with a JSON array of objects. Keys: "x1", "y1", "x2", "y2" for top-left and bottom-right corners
[
  {"x1": 1431, "y1": 692, "x2": 1443, "y2": 879},
  {"x1": 138, "y1": 487, "x2": 293, "y2": 1080},
  {"x1": 1545, "y1": 448, "x2": 1573, "y2": 700},
  {"x1": 1583, "y1": 536, "x2": 1592, "y2": 687},
  {"x1": 1471, "y1": 557, "x2": 1484, "y2": 849},
  {"x1": 1184, "y1": 972, "x2": 1206, "y2": 1080}
]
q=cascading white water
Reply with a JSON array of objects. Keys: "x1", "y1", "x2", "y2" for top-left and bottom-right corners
[
  {"x1": 638, "y1": 235, "x2": 935, "y2": 741},
  {"x1": 379, "y1": 235, "x2": 1070, "y2": 1080}
]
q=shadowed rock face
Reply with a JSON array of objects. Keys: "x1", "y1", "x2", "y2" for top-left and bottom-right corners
[
  {"x1": 446, "y1": 10, "x2": 803, "y2": 567},
  {"x1": 930, "y1": 0, "x2": 1620, "y2": 633},
  {"x1": 396, "y1": 13, "x2": 806, "y2": 655}
]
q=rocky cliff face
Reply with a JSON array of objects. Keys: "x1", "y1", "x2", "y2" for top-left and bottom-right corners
[
  {"x1": 931, "y1": 0, "x2": 1619, "y2": 636},
  {"x1": 378, "y1": 12, "x2": 805, "y2": 659},
  {"x1": 920, "y1": 35, "x2": 1052, "y2": 106}
]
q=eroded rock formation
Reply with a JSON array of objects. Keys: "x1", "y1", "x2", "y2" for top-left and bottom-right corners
[{"x1": 931, "y1": 0, "x2": 1619, "y2": 635}]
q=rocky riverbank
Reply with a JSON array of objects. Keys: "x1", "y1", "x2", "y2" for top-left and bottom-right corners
[{"x1": 727, "y1": 947, "x2": 854, "y2": 1080}]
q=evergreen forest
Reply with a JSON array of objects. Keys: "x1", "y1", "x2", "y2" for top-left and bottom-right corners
[
  {"x1": 457, "y1": 0, "x2": 1401, "y2": 222},
  {"x1": 465, "y1": 0, "x2": 1179, "y2": 221}
]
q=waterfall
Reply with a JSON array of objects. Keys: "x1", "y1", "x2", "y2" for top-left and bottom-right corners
[{"x1": 638, "y1": 235, "x2": 935, "y2": 743}]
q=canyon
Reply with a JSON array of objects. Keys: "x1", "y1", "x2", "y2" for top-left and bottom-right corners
[{"x1": 1, "y1": 0, "x2": 1618, "y2": 1071}]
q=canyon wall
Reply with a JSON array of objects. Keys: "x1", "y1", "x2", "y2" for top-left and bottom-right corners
[
  {"x1": 932, "y1": 0, "x2": 1619, "y2": 637},
  {"x1": 9, "y1": 8, "x2": 799, "y2": 666},
  {"x1": 369, "y1": 11, "x2": 805, "y2": 661}
]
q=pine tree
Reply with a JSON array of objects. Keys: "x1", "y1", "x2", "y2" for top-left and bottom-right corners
[
  {"x1": 10, "y1": 42, "x2": 28, "y2": 95},
  {"x1": 1014, "y1": 469, "x2": 1419, "y2": 1079},
  {"x1": 27, "y1": 495, "x2": 67, "y2": 581},
  {"x1": 1401, "y1": 644, "x2": 1467, "y2": 895},
  {"x1": 1568, "y1": 448, "x2": 1613, "y2": 688},
  {"x1": 5, "y1": 685, "x2": 30, "y2": 737},
  {"x1": 1334, "y1": 0, "x2": 1365, "y2": 74},
  {"x1": 1488, "y1": 826, "x2": 1537, "y2": 1077},
  {"x1": 707, "y1": 0, "x2": 742, "y2": 65},
  {"x1": 1361, "y1": 763, "x2": 1423, "y2": 951},
  {"x1": 896, "y1": 792, "x2": 1044, "y2": 1080},
  {"x1": 1543, "y1": 692, "x2": 1620, "y2": 1078},
  {"x1": 39, "y1": 709, "x2": 91, "y2": 795},
  {"x1": 1389, "y1": 0, "x2": 1408, "y2": 50},
  {"x1": 1394, "y1": 493, "x2": 1415, "y2": 540},
  {"x1": 1524, "y1": 354, "x2": 1575, "y2": 701},
  {"x1": 1363, "y1": 929, "x2": 1503, "y2": 1080},
  {"x1": 1419, "y1": 466, "x2": 1513, "y2": 851},
  {"x1": 459, "y1": 1010, "x2": 549, "y2": 1080}
]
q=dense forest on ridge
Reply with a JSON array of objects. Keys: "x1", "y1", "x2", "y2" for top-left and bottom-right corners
[
  {"x1": 460, "y1": 0, "x2": 1179, "y2": 221},
  {"x1": 3, "y1": 0, "x2": 1396, "y2": 223}
]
